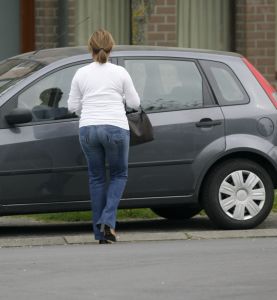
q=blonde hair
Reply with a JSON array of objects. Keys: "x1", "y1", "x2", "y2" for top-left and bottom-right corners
[{"x1": 88, "y1": 29, "x2": 115, "y2": 64}]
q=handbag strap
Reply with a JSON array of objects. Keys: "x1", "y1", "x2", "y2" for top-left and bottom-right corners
[{"x1": 123, "y1": 96, "x2": 141, "y2": 113}]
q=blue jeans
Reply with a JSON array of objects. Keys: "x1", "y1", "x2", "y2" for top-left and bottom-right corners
[{"x1": 79, "y1": 125, "x2": 130, "y2": 240}]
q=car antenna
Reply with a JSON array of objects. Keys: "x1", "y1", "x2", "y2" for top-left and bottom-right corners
[{"x1": 31, "y1": 16, "x2": 90, "y2": 56}]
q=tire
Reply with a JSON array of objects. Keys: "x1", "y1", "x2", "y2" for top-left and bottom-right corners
[
  {"x1": 151, "y1": 205, "x2": 201, "y2": 220},
  {"x1": 202, "y1": 159, "x2": 274, "y2": 229}
]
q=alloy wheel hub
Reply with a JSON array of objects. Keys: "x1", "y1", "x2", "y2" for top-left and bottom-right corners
[
  {"x1": 219, "y1": 170, "x2": 265, "y2": 221},
  {"x1": 236, "y1": 189, "x2": 248, "y2": 201}
]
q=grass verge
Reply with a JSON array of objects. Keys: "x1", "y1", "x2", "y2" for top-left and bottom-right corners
[
  {"x1": 25, "y1": 208, "x2": 157, "y2": 223},
  {"x1": 23, "y1": 194, "x2": 277, "y2": 223},
  {"x1": 273, "y1": 192, "x2": 277, "y2": 211}
]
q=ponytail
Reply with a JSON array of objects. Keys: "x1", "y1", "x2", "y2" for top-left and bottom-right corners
[{"x1": 88, "y1": 29, "x2": 115, "y2": 64}]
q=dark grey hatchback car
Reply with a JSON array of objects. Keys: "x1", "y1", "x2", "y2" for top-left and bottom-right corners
[{"x1": 0, "y1": 45, "x2": 277, "y2": 229}]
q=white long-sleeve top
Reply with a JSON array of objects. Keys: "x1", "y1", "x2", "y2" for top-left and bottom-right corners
[{"x1": 67, "y1": 62, "x2": 140, "y2": 130}]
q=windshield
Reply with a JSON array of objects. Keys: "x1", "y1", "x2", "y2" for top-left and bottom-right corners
[{"x1": 0, "y1": 59, "x2": 44, "y2": 95}]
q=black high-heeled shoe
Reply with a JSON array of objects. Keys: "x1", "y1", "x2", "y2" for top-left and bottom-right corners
[
  {"x1": 103, "y1": 225, "x2": 117, "y2": 242},
  {"x1": 99, "y1": 239, "x2": 112, "y2": 244}
]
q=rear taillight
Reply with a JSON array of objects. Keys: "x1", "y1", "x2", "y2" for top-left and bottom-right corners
[{"x1": 242, "y1": 57, "x2": 277, "y2": 108}]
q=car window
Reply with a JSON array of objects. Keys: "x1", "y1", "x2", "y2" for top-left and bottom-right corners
[
  {"x1": 124, "y1": 59, "x2": 203, "y2": 112},
  {"x1": 0, "y1": 59, "x2": 44, "y2": 95},
  {"x1": 200, "y1": 60, "x2": 249, "y2": 105},
  {"x1": 17, "y1": 63, "x2": 87, "y2": 122}
]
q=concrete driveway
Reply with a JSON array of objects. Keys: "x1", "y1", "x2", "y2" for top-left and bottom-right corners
[{"x1": 1, "y1": 213, "x2": 277, "y2": 247}]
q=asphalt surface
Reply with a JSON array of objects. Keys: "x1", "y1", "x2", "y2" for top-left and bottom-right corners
[
  {"x1": 1, "y1": 213, "x2": 277, "y2": 247},
  {"x1": 1, "y1": 238, "x2": 277, "y2": 300}
]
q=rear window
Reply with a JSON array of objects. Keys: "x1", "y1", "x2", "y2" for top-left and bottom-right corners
[{"x1": 200, "y1": 60, "x2": 249, "y2": 105}]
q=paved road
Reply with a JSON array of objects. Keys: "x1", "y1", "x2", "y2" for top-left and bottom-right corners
[
  {"x1": 1, "y1": 238, "x2": 277, "y2": 300},
  {"x1": 1, "y1": 213, "x2": 277, "y2": 247}
]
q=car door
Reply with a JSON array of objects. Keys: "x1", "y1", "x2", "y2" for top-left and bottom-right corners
[
  {"x1": 119, "y1": 56, "x2": 226, "y2": 205},
  {"x1": 0, "y1": 62, "x2": 90, "y2": 209}
]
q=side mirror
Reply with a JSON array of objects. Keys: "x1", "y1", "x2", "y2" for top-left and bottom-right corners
[{"x1": 5, "y1": 108, "x2": 33, "y2": 125}]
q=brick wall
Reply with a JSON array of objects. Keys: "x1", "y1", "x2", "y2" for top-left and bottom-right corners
[
  {"x1": 236, "y1": 0, "x2": 275, "y2": 83},
  {"x1": 67, "y1": 1, "x2": 75, "y2": 46},
  {"x1": 33, "y1": 0, "x2": 276, "y2": 85},
  {"x1": 35, "y1": 0, "x2": 58, "y2": 49},
  {"x1": 35, "y1": 0, "x2": 75, "y2": 50},
  {"x1": 146, "y1": 0, "x2": 177, "y2": 46}
]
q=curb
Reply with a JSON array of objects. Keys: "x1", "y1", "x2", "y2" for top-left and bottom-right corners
[
  {"x1": 1, "y1": 229, "x2": 277, "y2": 248},
  {"x1": 1, "y1": 214, "x2": 277, "y2": 248}
]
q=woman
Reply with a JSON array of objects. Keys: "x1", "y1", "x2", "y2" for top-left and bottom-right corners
[{"x1": 67, "y1": 29, "x2": 140, "y2": 244}]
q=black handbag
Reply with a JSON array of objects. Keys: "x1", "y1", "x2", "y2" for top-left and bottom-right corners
[{"x1": 126, "y1": 107, "x2": 154, "y2": 146}]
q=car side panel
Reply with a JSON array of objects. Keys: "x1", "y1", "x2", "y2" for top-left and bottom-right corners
[
  {"x1": 124, "y1": 107, "x2": 226, "y2": 199},
  {"x1": 0, "y1": 120, "x2": 89, "y2": 207}
]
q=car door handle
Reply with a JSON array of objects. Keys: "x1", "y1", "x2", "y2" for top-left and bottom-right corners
[{"x1": 195, "y1": 118, "x2": 222, "y2": 127}]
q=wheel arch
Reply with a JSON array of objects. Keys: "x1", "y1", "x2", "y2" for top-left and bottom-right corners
[{"x1": 196, "y1": 150, "x2": 277, "y2": 204}]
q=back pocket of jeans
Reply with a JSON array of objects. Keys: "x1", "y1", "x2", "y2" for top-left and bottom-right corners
[{"x1": 109, "y1": 133, "x2": 125, "y2": 144}]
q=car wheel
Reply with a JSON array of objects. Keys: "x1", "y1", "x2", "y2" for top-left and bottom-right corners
[
  {"x1": 151, "y1": 205, "x2": 201, "y2": 220},
  {"x1": 202, "y1": 159, "x2": 274, "y2": 229}
]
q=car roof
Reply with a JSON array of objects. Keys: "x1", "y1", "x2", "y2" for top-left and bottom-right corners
[{"x1": 9, "y1": 45, "x2": 242, "y2": 65}]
